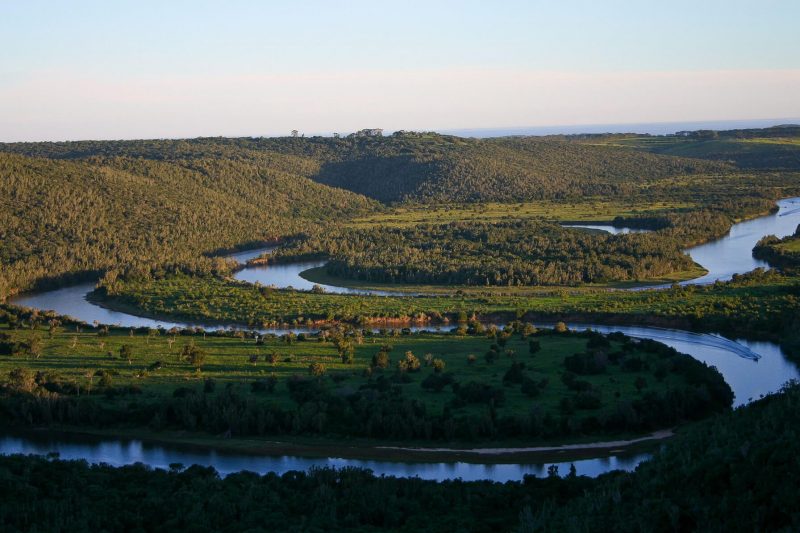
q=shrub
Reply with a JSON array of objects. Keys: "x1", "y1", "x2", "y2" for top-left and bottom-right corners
[
  {"x1": 309, "y1": 362, "x2": 326, "y2": 377},
  {"x1": 397, "y1": 351, "x2": 421, "y2": 372}
]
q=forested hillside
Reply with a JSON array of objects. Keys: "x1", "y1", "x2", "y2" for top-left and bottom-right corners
[
  {"x1": 598, "y1": 125, "x2": 800, "y2": 171},
  {"x1": 3, "y1": 128, "x2": 799, "y2": 297},
  {"x1": 0, "y1": 132, "x2": 731, "y2": 204},
  {"x1": 0, "y1": 152, "x2": 376, "y2": 297}
]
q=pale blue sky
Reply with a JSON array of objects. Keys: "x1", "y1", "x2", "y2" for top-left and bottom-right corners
[{"x1": 1, "y1": 0, "x2": 799, "y2": 141}]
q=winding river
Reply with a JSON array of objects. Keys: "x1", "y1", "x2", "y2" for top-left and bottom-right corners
[{"x1": 6, "y1": 197, "x2": 800, "y2": 481}]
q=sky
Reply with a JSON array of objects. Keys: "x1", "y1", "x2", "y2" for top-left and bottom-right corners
[{"x1": 1, "y1": 0, "x2": 799, "y2": 141}]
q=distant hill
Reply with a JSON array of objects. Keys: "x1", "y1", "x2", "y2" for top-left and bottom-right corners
[
  {"x1": 600, "y1": 126, "x2": 800, "y2": 170},
  {"x1": 0, "y1": 152, "x2": 376, "y2": 296},
  {"x1": 0, "y1": 132, "x2": 731, "y2": 204}
]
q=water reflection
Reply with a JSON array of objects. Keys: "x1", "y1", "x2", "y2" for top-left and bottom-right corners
[
  {"x1": 562, "y1": 224, "x2": 649, "y2": 235},
  {"x1": 683, "y1": 197, "x2": 800, "y2": 285},
  {"x1": 234, "y1": 261, "x2": 406, "y2": 296},
  {"x1": 0, "y1": 433, "x2": 647, "y2": 481}
]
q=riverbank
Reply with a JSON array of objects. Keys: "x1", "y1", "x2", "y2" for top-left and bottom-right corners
[{"x1": 7, "y1": 425, "x2": 669, "y2": 464}]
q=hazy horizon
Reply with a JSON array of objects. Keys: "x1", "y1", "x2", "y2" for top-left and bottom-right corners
[
  {"x1": 2, "y1": 1, "x2": 799, "y2": 142},
  {"x1": 1, "y1": 116, "x2": 799, "y2": 144}
]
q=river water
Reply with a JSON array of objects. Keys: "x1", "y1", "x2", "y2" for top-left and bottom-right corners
[{"x1": 6, "y1": 197, "x2": 800, "y2": 481}]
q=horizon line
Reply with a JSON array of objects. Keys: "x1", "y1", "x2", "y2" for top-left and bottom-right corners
[{"x1": 2, "y1": 116, "x2": 799, "y2": 144}]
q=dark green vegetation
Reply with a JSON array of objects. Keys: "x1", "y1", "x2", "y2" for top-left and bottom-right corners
[
  {"x1": 4, "y1": 128, "x2": 800, "y2": 297},
  {"x1": 0, "y1": 151, "x2": 376, "y2": 297},
  {"x1": 0, "y1": 312, "x2": 730, "y2": 442},
  {"x1": 0, "y1": 131, "x2": 730, "y2": 205},
  {"x1": 98, "y1": 268, "x2": 800, "y2": 361},
  {"x1": 271, "y1": 220, "x2": 696, "y2": 286},
  {"x1": 604, "y1": 125, "x2": 800, "y2": 170},
  {"x1": 271, "y1": 210, "x2": 744, "y2": 286},
  {"x1": 3, "y1": 126, "x2": 800, "y2": 530},
  {"x1": 754, "y1": 224, "x2": 800, "y2": 270},
  {"x1": 1, "y1": 381, "x2": 797, "y2": 532}
]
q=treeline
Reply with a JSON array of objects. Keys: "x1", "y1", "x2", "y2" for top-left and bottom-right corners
[
  {"x1": 0, "y1": 382, "x2": 797, "y2": 532},
  {"x1": 0, "y1": 152, "x2": 376, "y2": 298},
  {"x1": 273, "y1": 220, "x2": 695, "y2": 286}
]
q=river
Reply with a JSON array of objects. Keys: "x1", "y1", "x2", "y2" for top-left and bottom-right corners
[{"x1": 5, "y1": 197, "x2": 800, "y2": 481}]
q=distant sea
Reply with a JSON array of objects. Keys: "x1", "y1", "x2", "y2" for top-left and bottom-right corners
[{"x1": 439, "y1": 118, "x2": 800, "y2": 138}]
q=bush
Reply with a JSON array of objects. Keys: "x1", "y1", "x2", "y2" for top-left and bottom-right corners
[
  {"x1": 503, "y1": 362, "x2": 526, "y2": 385},
  {"x1": 564, "y1": 352, "x2": 607, "y2": 375},
  {"x1": 397, "y1": 351, "x2": 421, "y2": 372},
  {"x1": 454, "y1": 381, "x2": 505, "y2": 406},
  {"x1": 421, "y1": 373, "x2": 454, "y2": 393},
  {"x1": 521, "y1": 376, "x2": 540, "y2": 398},
  {"x1": 252, "y1": 377, "x2": 278, "y2": 393},
  {"x1": 309, "y1": 362, "x2": 326, "y2": 377},
  {"x1": 529, "y1": 340, "x2": 541, "y2": 356},
  {"x1": 372, "y1": 350, "x2": 391, "y2": 369},
  {"x1": 575, "y1": 390, "x2": 603, "y2": 410}
]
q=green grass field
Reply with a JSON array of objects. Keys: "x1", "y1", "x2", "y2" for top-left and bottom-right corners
[
  {"x1": 776, "y1": 239, "x2": 800, "y2": 253},
  {"x1": 348, "y1": 199, "x2": 695, "y2": 227},
  {"x1": 0, "y1": 323, "x2": 697, "y2": 429}
]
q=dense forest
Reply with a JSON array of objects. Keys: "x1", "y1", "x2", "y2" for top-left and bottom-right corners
[
  {"x1": 0, "y1": 132, "x2": 731, "y2": 204},
  {"x1": 272, "y1": 221, "x2": 696, "y2": 286},
  {"x1": 0, "y1": 152, "x2": 376, "y2": 297},
  {"x1": 269, "y1": 202, "x2": 785, "y2": 287},
  {"x1": 0, "y1": 381, "x2": 796, "y2": 532}
]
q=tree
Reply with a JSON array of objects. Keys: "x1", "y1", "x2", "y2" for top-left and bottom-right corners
[
  {"x1": 397, "y1": 351, "x2": 421, "y2": 372},
  {"x1": 28, "y1": 335, "x2": 43, "y2": 360},
  {"x1": 8, "y1": 367, "x2": 35, "y2": 392},
  {"x1": 554, "y1": 322, "x2": 569, "y2": 333},
  {"x1": 189, "y1": 348, "x2": 207, "y2": 371},
  {"x1": 309, "y1": 362, "x2": 326, "y2": 377},
  {"x1": 529, "y1": 340, "x2": 541, "y2": 356},
  {"x1": 96, "y1": 370, "x2": 113, "y2": 388},
  {"x1": 432, "y1": 358, "x2": 446, "y2": 373},
  {"x1": 181, "y1": 343, "x2": 206, "y2": 371},
  {"x1": 335, "y1": 337, "x2": 355, "y2": 364},
  {"x1": 372, "y1": 347, "x2": 391, "y2": 368},
  {"x1": 119, "y1": 344, "x2": 133, "y2": 365}
]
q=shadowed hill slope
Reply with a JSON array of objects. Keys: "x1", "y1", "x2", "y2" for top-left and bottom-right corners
[{"x1": 0, "y1": 152, "x2": 376, "y2": 297}]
